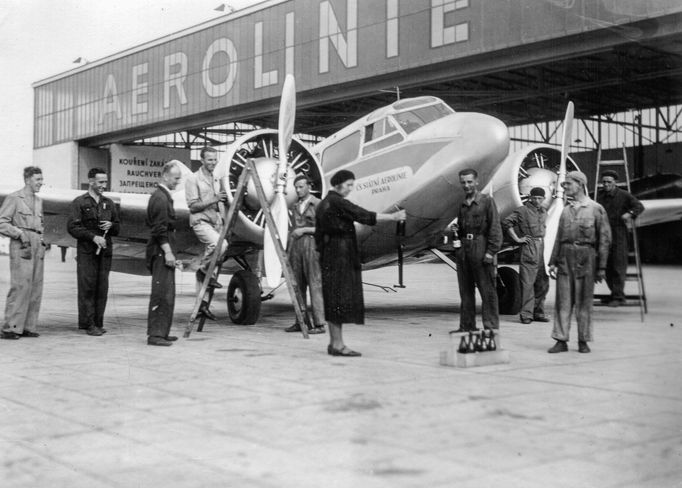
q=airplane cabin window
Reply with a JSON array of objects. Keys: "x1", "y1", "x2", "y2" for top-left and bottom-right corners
[
  {"x1": 394, "y1": 103, "x2": 453, "y2": 134},
  {"x1": 362, "y1": 132, "x2": 404, "y2": 156},
  {"x1": 321, "y1": 131, "x2": 362, "y2": 171}
]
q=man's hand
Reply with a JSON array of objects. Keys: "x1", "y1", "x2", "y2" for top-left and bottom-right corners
[
  {"x1": 291, "y1": 228, "x2": 305, "y2": 239},
  {"x1": 595, "y1": 268, "x2": 606, "y2": 283},
  {"x1": 516, "y1": 236, "x2": 533, "y2": 245},
  {"x1": 621, "y1": 212, "x2": 633, "y2": 222},
  {"x1": 99, "y1": 220, "x2": 113, "y2": 231},
  {"x1": 549, "y1": 265, "x2": 557, "y2": 279},
  {"x1": 93, "y1": 235, "x2": 107, "y2": 250},
  {"x1": 18, "y1": 232, "x2": 30, "y2": 246},
  {"x1": 164, "y1": 251, "x2": 176, "y2": 268},
  {"x1": 483, "y1": 253, "x2": 494, "y2": 264},
  {"x1": 393, "y1": 209, "x2": 407, "y2": 221},
  {"x1": 216, "y1": 191, "x2": 228, "y2": 204}
]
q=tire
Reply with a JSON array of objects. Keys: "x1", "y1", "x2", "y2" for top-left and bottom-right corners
[
  {"x1": 497, "y1": 266, "x2": 522, "y2": 315},
  {"x1": 226, "y1": 270, "x2": 261, "y2": 324}
]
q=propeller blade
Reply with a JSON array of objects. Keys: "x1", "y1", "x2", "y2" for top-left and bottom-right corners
[
  {"x1": 264, "y1": 74, "x2": 296, "y2": 287},
  {"x1": 263, "y1": 193, "x2": 288, "y2": 287},
  {"x1": 544, "y1": 101, "x2": 574, "y2": 267},
  {"x1": 277, "y1": 74, "x2": 296, "y2": 180}
]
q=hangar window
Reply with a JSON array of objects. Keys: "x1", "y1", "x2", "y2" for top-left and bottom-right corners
[
  {"x1": 394, "y1": 102, "x2": 453, "y2": 134},
  {"x1": 321, "y1": 131, "x2": 362, "y2": 171}
]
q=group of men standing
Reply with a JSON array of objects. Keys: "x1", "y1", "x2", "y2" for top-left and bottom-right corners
[
  {"x1": 1, "y1": 156, "x2": 644, "y2": 354},
  {"x1": 451, "y1": 167, "x2": 642, "y2": 353}
]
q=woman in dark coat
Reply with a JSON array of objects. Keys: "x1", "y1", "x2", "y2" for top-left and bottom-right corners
[{"x1": 315, "y1": 170, "x2": 405, "y2": 357}]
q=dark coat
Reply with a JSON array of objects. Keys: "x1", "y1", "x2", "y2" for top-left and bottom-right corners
[
  {"x1": 145, "y1": 186, "x2": 177, "y2": 271},
  {"x1": 315, "y1": 191, "x2": 377, "y2": 324},
  {"x1": 67, "y1": 193, "x2": 120, "y2": 257}
]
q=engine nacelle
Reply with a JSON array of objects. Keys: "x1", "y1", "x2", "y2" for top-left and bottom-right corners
[
  {"x1": 214, "y1": 129, "x2": 325, "y2": 244},
  {"x1": 489, "y1": 143, "x2": 580, "y2": 218}
]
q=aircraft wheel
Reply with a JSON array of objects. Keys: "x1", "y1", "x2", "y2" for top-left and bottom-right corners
[
  {"x1": 497, "y1": 266, "x2": 522, "y2": 315},
  {"x1": 227, "y1": 270, "x2": 261, "y2": 324}
]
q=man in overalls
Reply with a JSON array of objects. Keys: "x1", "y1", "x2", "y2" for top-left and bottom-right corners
[
  {"x1": 503, "y1": 187, "x2": 550, "y2": 324},
  {"x1": 67, "y1": 168, "x2": 121, "y2": 336},
  {"x1": 548, "y1": 171, "x2": 611, "y2": 354},
  {"x1": 453, "y1": 168, "x2": 503, "y2": 332},
  {"x1": 596, "y1": 170, "x2": 644, "y2": 307},
  {"x1": 0, "y1": 167, "x2": 45, "y2": 340},
  {"x1": 284, "y1": 175, "x2": 325, "y2": 334}
]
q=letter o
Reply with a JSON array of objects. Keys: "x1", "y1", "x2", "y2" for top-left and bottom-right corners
[{"x1": 202, "y1": 38, "x2": 238, "y2": 97}]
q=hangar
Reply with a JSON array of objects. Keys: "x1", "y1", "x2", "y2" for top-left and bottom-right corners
[{"x1": 32, "y1": 0, "x2": 682, "y2": 256}]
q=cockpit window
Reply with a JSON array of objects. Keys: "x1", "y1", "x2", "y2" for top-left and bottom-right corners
[
  {"x1": 393, "y1": 103, "x2": 453, "y2": 134},
  {"x1": 365, "y1": 117, "x2": 399, "y2": 142}
]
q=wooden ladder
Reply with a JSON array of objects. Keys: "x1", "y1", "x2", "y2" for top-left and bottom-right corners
[
  {"x1": 184, "y1": 159, "x2": 312, "y2": 338},
  {"x1": 593, "y1": 144, "x2": 647, "y2": 321}
]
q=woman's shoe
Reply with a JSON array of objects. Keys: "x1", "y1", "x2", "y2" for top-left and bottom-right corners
[{"x1": 327, "y1": 345, "x2": 361, "y2": 357}]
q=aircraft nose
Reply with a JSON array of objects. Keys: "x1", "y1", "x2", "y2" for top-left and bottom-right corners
[{"x1": 416, "y1": 112, "x2": 510, "y2": 185}]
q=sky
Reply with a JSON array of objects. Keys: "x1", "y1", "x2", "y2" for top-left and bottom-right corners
[{"x1": 0, "y1": 0, "x2": 260, "y2": 188}]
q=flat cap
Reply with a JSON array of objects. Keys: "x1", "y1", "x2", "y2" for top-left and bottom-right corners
[
  {"x1": 565, "y1": 171, "x2": 588, "y2": 186},
  {"x1": 529, "y1": 187, "x2": 545, "y2": 197}
]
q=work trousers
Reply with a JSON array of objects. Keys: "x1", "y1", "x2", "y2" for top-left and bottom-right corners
[
  {"x1": 456, "y1": 238, "x2": 499, "y2": 330},
  {"x1": 192, "y1": 221, "x2": 228, "y2": 275},
  {"x1": 147, "y1": 254, "x2": 175, "y2": 339},
  {"x1": 605, "y1": 225, "x2": 629, "y2": 301},
  {"x1": 519, "y1": 238, "x2": 549, "y2": 320},
  {"x1": 288, "y1": 234, "x2": 325, "y2": 326},
  {"x1": 552, "y1": 244, "x2": 595, "y2": 342},
  {"x1": 3, "y1": 233, "x2": 44, "y2": 334},
  {"x1": 77, "y1": 252, "x2": 112, "y2": 330}
]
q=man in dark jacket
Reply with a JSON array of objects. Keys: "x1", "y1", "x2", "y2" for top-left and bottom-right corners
[
  {"x1": 453, "y1": 168, "x2": 503, "y2": 332},
  {"x1": 596, "y1": 170, "x2": 644, "y2": 306},
  {"x1": 145, "y1": 161, "x2": 183, "y2": 346},
  {"x1": 67, "y1": 168, "x2": 120, "y2": 336}
]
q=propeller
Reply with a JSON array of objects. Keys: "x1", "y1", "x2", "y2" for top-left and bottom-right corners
[
  {"x1": 263, "y1": 74, "x2": 296, "y2": 287},
  {"x1": 543, "y1": 101, "x2": 574, "y2": 267}
]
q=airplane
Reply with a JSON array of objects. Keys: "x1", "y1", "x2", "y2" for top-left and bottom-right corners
[{"x1": 2, "y1": 84, "x2": 681, "y2": 326}]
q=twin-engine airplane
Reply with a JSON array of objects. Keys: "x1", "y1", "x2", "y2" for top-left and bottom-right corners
[{"x1": 2, "y1": 80, "x2": 681, "y2": 325}]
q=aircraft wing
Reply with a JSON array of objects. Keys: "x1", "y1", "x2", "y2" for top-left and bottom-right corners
[{"x1": 636, "y1": 198, "x2": 682, "y2": 227}]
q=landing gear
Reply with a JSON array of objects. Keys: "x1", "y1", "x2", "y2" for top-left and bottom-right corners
[
  {"x1": 497, "y1": 266, "x2": 521, "y2": 315},
  {"x1": 227, "y1": 270, "x2": 261, "y2": 324}
]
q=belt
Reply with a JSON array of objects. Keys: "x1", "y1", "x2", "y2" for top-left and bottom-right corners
[
  {"x1": 563, "y1": 241, "x2": 593, "y2": 247},
  {"x1": 19, "y1": 228, "x2": 42, "y2": 234},
  {"x1": 463, "y1": 234, "x2": 480, "y2": 240},
  {"x1": 524, "y1": 236, "x2": 544, "y2": 240}
]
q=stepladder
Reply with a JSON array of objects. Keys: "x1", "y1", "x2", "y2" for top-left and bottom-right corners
[
  {"x1": 593, "y1": 144, "x2": 647, "y2": 321},
  {"x1": 184, "y1": 158, "x2": 313, "y2": 338}
]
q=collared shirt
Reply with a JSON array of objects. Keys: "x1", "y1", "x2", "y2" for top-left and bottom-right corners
[
  {"x1": 597, "y1": 187, "x2": 645, "y2": 229},
  {"x1": 550, "y1": 195, "x2": 611, "y2": 268},
  {"x1": 67, "y1": 192, "x2": 121, "y2": 255},
  {"x1": 457, "y1": 191, "x2": 503, "y2": 255},
  {"x1": 185, "y1": 167, "x2": 222, "y2": 227},
  {"x1": 503, "y1": 202, "x2": 546, "y2": 238},
  {"x1": 292, "y1": 195, "x2": 319, "y2": 230},
  {"x1": 0, "y1": 186, "x2": 43, "y2": 239}
]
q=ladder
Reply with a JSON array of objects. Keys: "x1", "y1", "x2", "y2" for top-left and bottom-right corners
[
  {"x1": 593, "y1": 144, "x2": 647, "y2": 321},
  {"x1": 184, "y1": 159, "x2": 312, "y2": 338}
]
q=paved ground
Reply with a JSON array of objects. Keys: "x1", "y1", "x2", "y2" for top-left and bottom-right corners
[{"x1": 1, "y1": 249, "x2": 681, "y2": 487}]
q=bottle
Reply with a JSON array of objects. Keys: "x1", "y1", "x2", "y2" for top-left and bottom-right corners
[
  {"x1": 452, "y1": 226, "x2": 462, "y2": 249},
  {"x1": 479, "y1": 333, "x2": 488, "y2": 352},
  {"x1": 488, "y1": 330, "x2": 497, "y2": 351},
  {"x1": 458, "y1": 336, "x2": 468, "y2": 354},
  {"x1": 467, "y1": 332, "x2": 476, "y2": 353}
]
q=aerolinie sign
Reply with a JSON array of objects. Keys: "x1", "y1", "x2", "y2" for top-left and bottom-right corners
[
  {"x1": 35, "y1": 0, "x2": 663, "y2": 148},
  {"x1": 34, "y1": 0, "x2": 477, "y2": 147}
]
